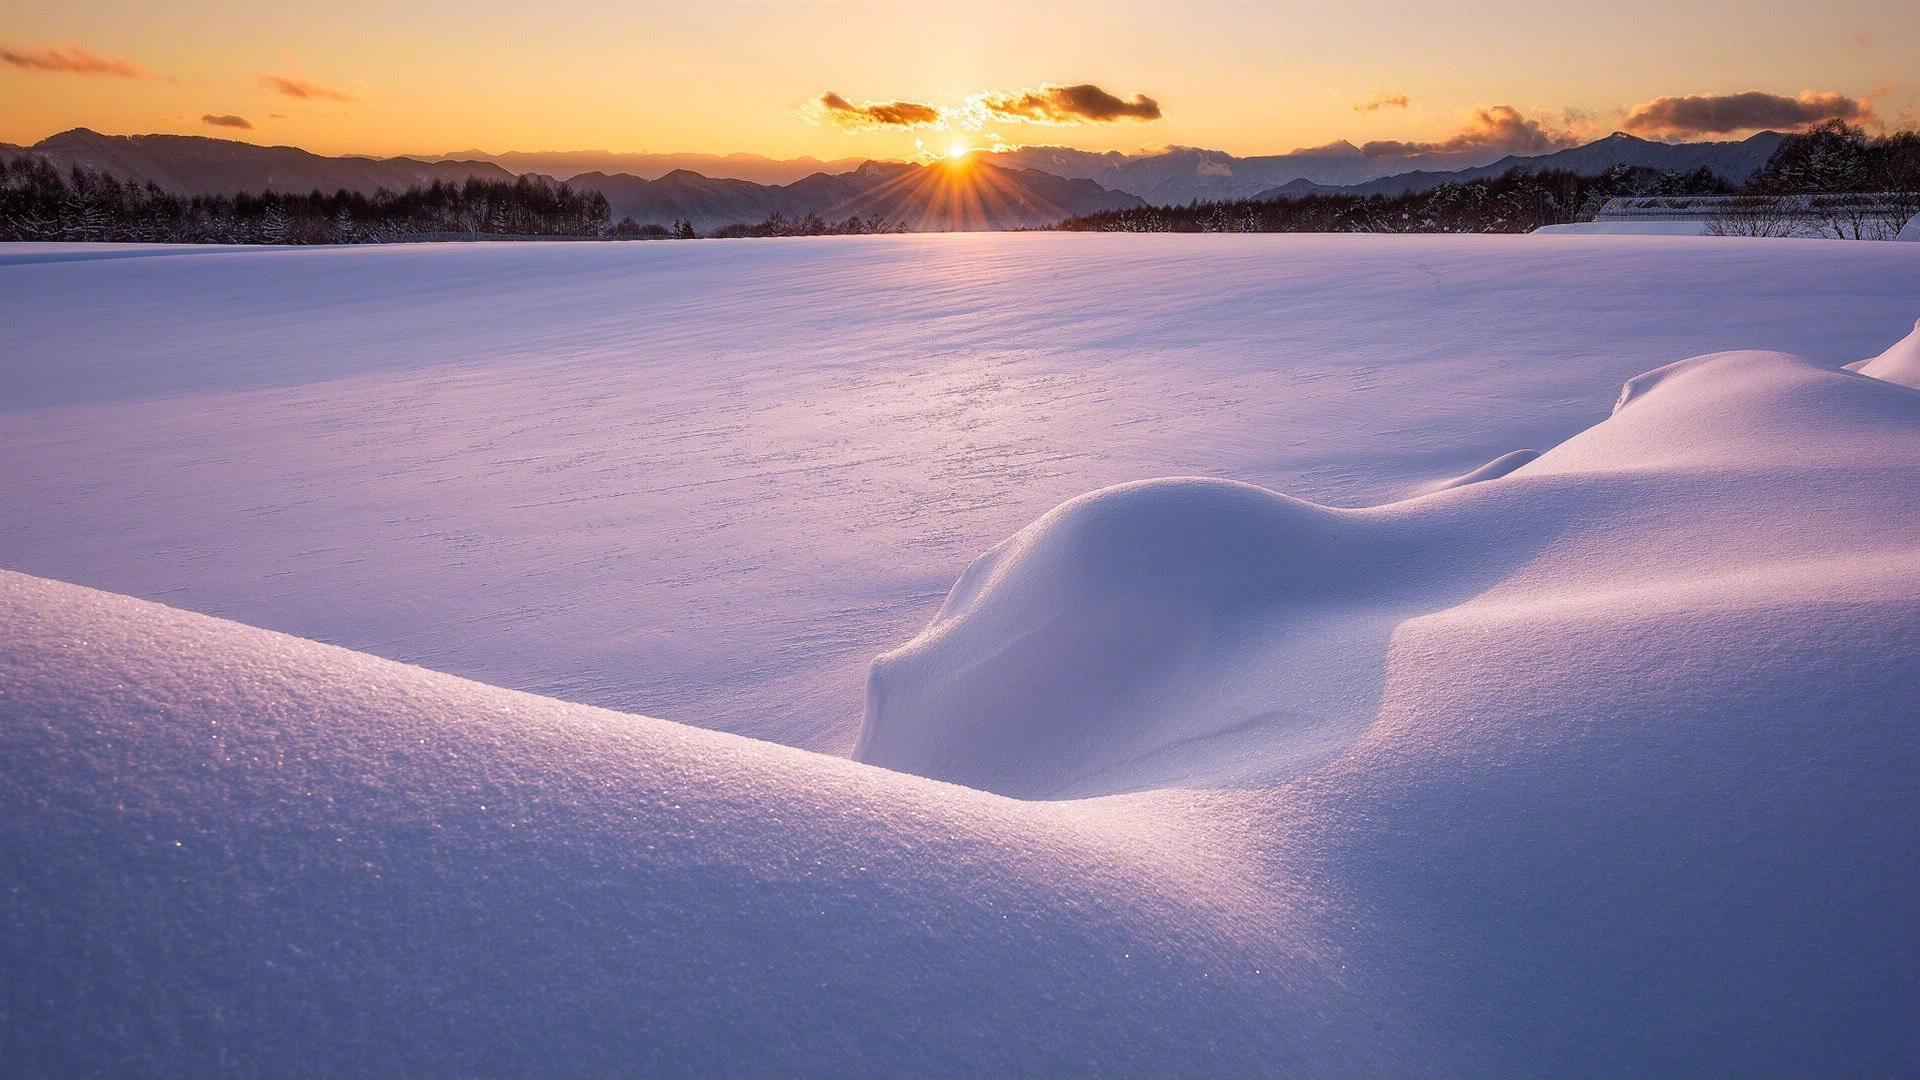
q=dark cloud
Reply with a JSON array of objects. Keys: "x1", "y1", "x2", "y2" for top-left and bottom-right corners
[
  {"x1": 820, "y1": 92, "x2": 941, "y2": 128},
  {"x1": 1623, "y1": 91, "x2": 1874, "y2": 136},
  {"x1": 978, "y1": 84, "x2": 1161, "y2": 124},
  {"x1": 262, "y1": 75, "x2": 355, "y2": 102},
  {"x1": 1358, "y1": 105, "x2": 1577, "y2": 159},
  {"x1": 202, "y1": 113, "x2": 253, "y2": 130},
  {"x1": 0, "y1": 44, "x2": 143, "y2": 78},
  {"x1": 1354, "y1": 95, "x2": 1410, "y2": 113}
]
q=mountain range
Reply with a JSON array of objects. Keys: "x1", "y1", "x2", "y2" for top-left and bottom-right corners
[
  {"x1": 1253, "y1": 131, "x2": 1786, "y2": 201},
  {"x1": 3, "y1": 127, "x2": 1790, "y2": 232},
  {"x1": 988, "y1": 142, "x2": 1455, "y2": 203},
  {"x1": 434, "y1": 149, "x2": 867, "y2": 186},
  {"x1": 572, "y1": 159, "x2": 1144, "y2": 230},
  {"x1": 13, "y1": 128, "x2": 513, "y2": 197},
  {"x1": 986, "y1": 132, "x2": 1780, "y2": 204}
]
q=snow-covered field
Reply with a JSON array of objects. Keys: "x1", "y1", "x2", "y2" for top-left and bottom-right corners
[
  {"x1": 4, "y1": 234, "x2": 1920, "y2": 1075},
  {"x1": 4, "y1": 234, "x2": 1916, "y2": 753}
]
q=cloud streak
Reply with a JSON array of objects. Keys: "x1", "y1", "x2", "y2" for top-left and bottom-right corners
[
  {"x1": 815, "y1": 81, "x2": 1164, "y2": 135},
  {"x1": 974, "y1": 84, "x2": 1161, "y2": 124},
  {"x1": 819, "y1": 92, "x2": 941, "y2": 129},
  {"x1": 1, "y1": 45, "x2": 143, "y2": 78},
  {"x1": 1357, "y1": 105, "x2": 1577, "y2": 159},
  {"x1": 262, "y1": 75, "x2": 355, "y2": 102},
  {"x1": 1355, "y1": 95, "x2": 1410, "y2": 113},
  {"x1": 1622, "y1": 91, "x2": 1874, "y2": 136},
  {"x1": 202, "y1": 114, "x2": 253, "y2": 130}
]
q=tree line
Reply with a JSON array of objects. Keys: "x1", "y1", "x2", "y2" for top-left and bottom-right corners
[
  {"x1": 1745, "y1": 121, "x2": 1920, "y2": 196},
  {"x1": 0, "y1": 159, "x2": 633, "y2": 244},
  {"x1": 1061, "y1": 122, "x2": 1920, "y2": 236},
  {"x1": 709, "y1": 211, "x2": 903, "y2": 239},
  {"x1": 1059, "y1": 165, "x2": 1731, "y2": 234}
]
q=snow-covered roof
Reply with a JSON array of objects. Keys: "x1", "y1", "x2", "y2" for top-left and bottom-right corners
[{"x1": 1535, "y1": 194, "x2": 1920, "y2": 239}]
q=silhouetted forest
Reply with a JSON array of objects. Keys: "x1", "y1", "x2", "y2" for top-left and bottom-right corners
[
  {"x1": 710, "y1": 211, "x2": 904, "y2": 238},
  {"x1": 1744, "y1": 121, "x2": 1920, "y2": 195},
  {"x1": 1061, "y1": 166, "x2": 1731, "y2": 233},
  {"x1": 0, "y1": 162, "x2": 625, "y2": 243}
]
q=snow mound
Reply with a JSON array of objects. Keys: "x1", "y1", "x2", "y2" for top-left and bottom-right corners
[
  {"x1": 1530, "y1": 347, "x2": 1920, "y2": 473},
  {"x1": 859, "y1": 479, "x2": 1388, "y2": 797},
  {"x1": 1426, "y1": 448, "x2": 1539, "y2": 490},
  {"x1": 861, "y1": 344, "x2": 1920, "y2": 799},
  {"x1": 1846, "y1": 316, "x2": 1920, "y2": 388},
  {"x1": 1900, "y1": 213, "x2": 1920, "y2": 241}
]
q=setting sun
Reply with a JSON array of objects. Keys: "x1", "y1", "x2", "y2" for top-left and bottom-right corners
[{"x1": 946, "y1": 139, "x2": 971, "y2": 160}]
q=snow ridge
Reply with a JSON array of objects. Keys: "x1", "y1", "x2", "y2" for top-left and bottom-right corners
[{"x1": 1846, "y1": 316, "x2": 1920, "y2": 388}]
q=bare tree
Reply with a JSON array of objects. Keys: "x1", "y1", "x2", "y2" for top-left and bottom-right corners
[{"x1": 1707, "y1": 195, "x2": 1805, "y2": 238}]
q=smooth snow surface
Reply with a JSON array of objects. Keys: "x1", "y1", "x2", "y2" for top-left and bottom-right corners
[
  {"x1": 3, "y1": 235, "x2": 1917, "y2": 753},
  {"x1": 0, "y1": 570, "x2": 1326, "y2": 1076},
  {"x1": 6, "y1": 329, "x2": 1920, "y2": 1074}
]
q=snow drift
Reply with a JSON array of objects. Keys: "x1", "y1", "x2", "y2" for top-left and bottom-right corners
[
  {"x1": 860, "y1": 344, "x2": 1920, "y2": 801},
  {"x1": 1847, "y1": 316, "x2": 1920, "y2": 387},
  {"x1": 1426, "y1": 447, "x2": 1540, "y2": 490},
  {"x1": 7, "y1": 318, "x2": 1920, "y2": 1074}
]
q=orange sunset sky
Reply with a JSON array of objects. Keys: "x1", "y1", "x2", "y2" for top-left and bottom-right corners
[{"x1": 4, "y1": 0, "x2": 1916, "y2": 161}]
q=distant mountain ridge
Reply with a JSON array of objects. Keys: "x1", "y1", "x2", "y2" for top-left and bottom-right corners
[
  {"x1": 433, "y1": 149, "x2": 869, "y2": 186},
  {"x1": 12, "y1": 128, "x2": 514, "y2": 196},
  {"x1": 989, "y1": 142, "x2": 1415, "y2": 203},
  {"x1": 991, "y1": 132, "x2": 1786, "y2": 205},
  {"x1": 1254, "y1": 132, "x2": 1787, "y2": 201},
  {"x1": 569, "y1": 159, "x2": 1145, "y2": 231}
]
